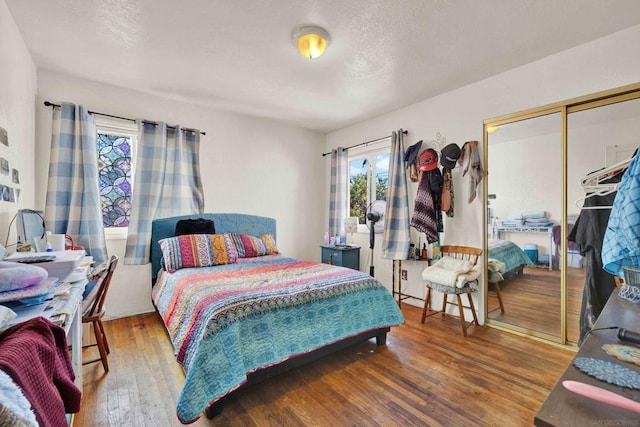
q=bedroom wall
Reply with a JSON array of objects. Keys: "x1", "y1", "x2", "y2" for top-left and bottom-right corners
[
  {"x1": 489, "y1": 114, "x2": 640, "y2": 256},
  {"x1": 489, "y1": 132, "x2": 562, "y2": 257},
  {"x1": 35, "y1": 70, "x2": 326, "y2": 319},
  {"x1": 0, "y1": 1, "x2": 37, "y2": 244},
  {"x1": 325, "y1": 24, "x2": 640, "y2": 322},
  {"x1": 567, "y1": 115, "x2": 640, "y2": 208}
]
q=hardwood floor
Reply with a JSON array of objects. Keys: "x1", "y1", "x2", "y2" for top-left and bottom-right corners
[
  {"x1": 75, "y1": 305, "x2": 574, "y2": 426},
  {"x1": 488, "y1": 266, "x2": 585, "y2": 343}
]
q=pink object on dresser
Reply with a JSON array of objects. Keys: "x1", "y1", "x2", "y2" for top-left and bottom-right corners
[{"x1": 563, "y1": 380, "x2": 640, "y2": 414}]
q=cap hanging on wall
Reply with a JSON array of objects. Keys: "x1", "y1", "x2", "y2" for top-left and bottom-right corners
[
  {"x1": 440, "y1": 143, "x2": 461, "y2": 170},
  {"x1": 404, "y1": 140, "x2": 423, "y2": 165},
  {"x1": 418, "y1": 149, "x2": 439, "y2": 172}
]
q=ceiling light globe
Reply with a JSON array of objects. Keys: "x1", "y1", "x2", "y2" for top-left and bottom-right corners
[{"x1": 293, "y1": 26, "x2": 330, "y2": 59}]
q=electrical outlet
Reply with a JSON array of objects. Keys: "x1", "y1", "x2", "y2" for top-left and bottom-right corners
[{"x1": 401, "y1": 269, "x2": 408, "y2": 280}]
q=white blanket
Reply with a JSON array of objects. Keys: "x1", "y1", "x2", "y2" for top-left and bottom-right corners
[
  {"x1": 421, "y1": 256, "x2": 481, "y2": 288},
  {"x1": 487, "y1": 258, "x2": 505, "y2": 283}
]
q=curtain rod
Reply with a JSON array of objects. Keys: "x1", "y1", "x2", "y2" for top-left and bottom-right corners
[
  {"x1": 43, "y1": 101, "x2": 206, "y2": 136},
  {"x1": 321, "y1": 130, "x2": 408, "y2": 157}
]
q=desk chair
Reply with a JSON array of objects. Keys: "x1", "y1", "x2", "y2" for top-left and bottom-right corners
[
  {"x1": 421, "y1": 245, "x2": 482, "y2": 337},
  {"x1": 82, "y1": 255, "x2": 118, "y2": 373}
]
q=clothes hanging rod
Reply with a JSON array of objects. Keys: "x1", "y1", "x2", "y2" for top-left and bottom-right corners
[
  {"x1": 43, "y1": 101, "x2": 206, "y2": 136},
  {"x1": 321, "y1": 130, "x2": 408, "y2": 157}
]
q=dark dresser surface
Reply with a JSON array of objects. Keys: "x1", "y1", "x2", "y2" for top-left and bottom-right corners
[
  {"x1": 534, "y1": 288, "x2": 640, "y2": 426},
  {"x1": 320, "y1": 245, "x2": 360, "y2": 270}
]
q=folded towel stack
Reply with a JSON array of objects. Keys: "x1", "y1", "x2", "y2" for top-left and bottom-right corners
[
  {"x1": 522, "y1": 211, "x2": 554, "y2": 227},
  {"x1": 521, "y1": 211, "x2": 546, "y2": 219}
]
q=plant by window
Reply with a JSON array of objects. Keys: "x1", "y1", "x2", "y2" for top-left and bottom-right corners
[{"x1": 349, "y1": 151, "x2": 389, "y2": 225}]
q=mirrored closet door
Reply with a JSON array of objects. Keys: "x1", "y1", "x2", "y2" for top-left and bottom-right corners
[
  {"x1": 485, "y1": 111, "x2": 564, "y2": 342},
  {"x1": 484, "y1": 82, "x2": 640, "y2": 346},
  {"x1": 566, "y1": 94, "x2": 640, "y2": 344}
]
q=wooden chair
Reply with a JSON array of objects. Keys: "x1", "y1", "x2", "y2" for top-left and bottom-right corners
[
  {"x1": 420, "y1": 245, "x2": 482, "y2": 337},
  {"x1": 82, "y1": 255, "x2": 118, "y2": 373},
  {"x1": 488, "y1": 281, "x2": 505, "y2": 314}
]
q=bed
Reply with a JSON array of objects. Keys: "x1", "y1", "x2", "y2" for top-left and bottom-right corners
[
  {"x1": 149, "y1": 213, "x2": 405, "y2": 423},
  {"x1": 488, "y1": 238, "x2": 535, "y2": 279}
]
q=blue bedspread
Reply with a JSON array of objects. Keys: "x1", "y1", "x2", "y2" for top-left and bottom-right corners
[
  {"x1": 152, "y1": 255, "x2": 404, "y2": 423},
  {"x1": 488, "y1": 239, "x2": 534, "y2": 273}
]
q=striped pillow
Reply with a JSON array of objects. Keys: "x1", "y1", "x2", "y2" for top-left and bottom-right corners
[
  {"x1": 159, "y1": 233, "x2": 237, "y2": 272},
  {"x1": 229, "y1": 234, "x2": 279, "y2": 258},
  {"x1": 259, "y1": 234, "x2": 279, "y2": 255}
]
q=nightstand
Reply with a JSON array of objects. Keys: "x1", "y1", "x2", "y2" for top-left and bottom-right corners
[{"x1": 321, "y1": 245, "x2": 360, "y2": 270}]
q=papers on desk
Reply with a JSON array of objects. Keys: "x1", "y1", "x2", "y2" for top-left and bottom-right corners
[
  {"x1": 0, "y1": 280, "x2": 85, "y2": 329},
  {"x1": 3, "y1": 302, "x2": 47, "y2": 327}
]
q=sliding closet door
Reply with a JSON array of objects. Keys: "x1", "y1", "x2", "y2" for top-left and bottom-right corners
[
  {"x1": 486, "y1": 111, "x2": 563, "y2": 341},
  {"x1": 566, "y1": 95, "x2": 640, "y2": 344}
]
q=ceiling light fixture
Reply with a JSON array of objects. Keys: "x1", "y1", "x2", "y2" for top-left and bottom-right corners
[{"x1": 293, "y1": 26, "x2": 330, "y2": 59}]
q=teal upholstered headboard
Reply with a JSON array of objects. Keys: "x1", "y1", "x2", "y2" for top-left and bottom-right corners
[{"x1": 150, "y1": 213, "x2": 276, "y2": 282}]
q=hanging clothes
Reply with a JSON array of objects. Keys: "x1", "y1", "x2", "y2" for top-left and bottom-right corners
[
  {"x1": 410, "y1": 172, "x2": 439, "y2": 243},
  {"x1": 602, "y1": 153, "x2": 640, "y2": 276},
  {"x1": 428, "y1": 168, "x2": 444, "y2": 233},
  {"x1": 569, "y1": 185, "x2": 620, "y2": 345},
  {"x1": 457, "y1": 140, "x2": 483, "y2": 203},
  {"x1": 441, "y1": 169, "x2": 454, "y2": 217},
  {"x1": 404, "y1": 140, "x2": 422, "y2": 182}
]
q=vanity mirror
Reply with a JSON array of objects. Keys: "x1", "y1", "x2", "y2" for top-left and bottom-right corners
[{"x1": 484, "y1": 82, "x2": 640, "y2": 346}]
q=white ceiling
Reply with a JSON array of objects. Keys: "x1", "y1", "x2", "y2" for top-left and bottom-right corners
[{"x1": 7, "y1": 0, "x2": 640, "y2": 134}]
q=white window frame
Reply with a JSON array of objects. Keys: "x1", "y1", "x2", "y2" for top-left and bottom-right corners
[
  {"x1": 348, "y1": 142, "x2": 391, "y2": 233},
  {"x1": 95, "y1": 117, "x2": 138, "y2": 240}
]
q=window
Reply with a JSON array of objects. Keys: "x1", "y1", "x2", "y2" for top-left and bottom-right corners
[
  {"x1": 349, "y1": 147, "x2": 390, "y2": 227},
  {"x1": 95, "y1": 117, "x2": 137, "y2": 238}
]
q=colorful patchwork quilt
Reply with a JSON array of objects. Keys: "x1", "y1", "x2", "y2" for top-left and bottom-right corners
[
  {"x1": 151, "y1": 255, "x2": 404, "y2": 423},
  {"x1": 488, "y1": 238, "x2": 534, "y2": 274}
]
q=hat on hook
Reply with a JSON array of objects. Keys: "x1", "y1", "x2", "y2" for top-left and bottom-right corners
[
  {"x1": 440, "y1": 143, "x2": 461, "y2": 170},
  {"x1": 404, "y1": 140, "x2": 423, "y2": 165},
  {"x1": 418, "y1": 149, "x2": 439, "y2": 172}
]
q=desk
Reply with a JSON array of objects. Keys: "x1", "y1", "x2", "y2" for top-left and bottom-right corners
[
  {"x1": 3, "y1": 278, "x2": 87, "y2": 391},
  {"x1": 534, "y1": 289, "x2": 640, "y2": 426},
  {"x1": 392, "y1": 258, "x2": 431, "y2": 307},
  {"x1": 494, "y1": 226, "x2": 554, "y2": 270},
  {"x1": 54, "y1": 279, "x2": 87, "y2": 391}
]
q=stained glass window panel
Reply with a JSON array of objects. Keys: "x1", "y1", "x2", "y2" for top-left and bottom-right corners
[{"x1": 98, "y1": 134, "x2": 132, "y2": 227}]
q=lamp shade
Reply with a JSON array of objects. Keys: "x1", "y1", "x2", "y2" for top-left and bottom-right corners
[{"x1": 293, "y1": 26, "x2": 330, "y2": 59}]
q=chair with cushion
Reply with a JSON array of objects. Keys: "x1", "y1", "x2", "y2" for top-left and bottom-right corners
[
  {"x1": 82, "y1": 255, "x2": 118, "y2": 373},
  {"x1": 420, "y1": 245, "x2": 483, "y2": 337}
]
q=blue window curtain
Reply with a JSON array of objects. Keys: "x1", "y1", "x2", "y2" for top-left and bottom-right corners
[
  {"x1": 124, "y1": 122, "x2": 204, "y2": 265},
  {"x1": 382, "y1": 129, "x2": 410, "y2": 260},
  {"x1": 45, "y1": 103, "x2": 108, "y2": 263},
  {"x1": 329, "y1": 147, "x2": 348, "y2": 241}
]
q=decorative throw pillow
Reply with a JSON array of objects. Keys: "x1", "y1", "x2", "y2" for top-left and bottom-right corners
[
  {"x1": 175, "y1": 218, "x2": 215, "y2": 236},
  {"x1": 158, "y1": 233, "x2": 237, "y2": 272},
  {"x1": 259, "y1": 234, "x2": 279, "y2": 255},
  {"x1": 229, "y1": 233, "x2": 278, "y2": 258}
]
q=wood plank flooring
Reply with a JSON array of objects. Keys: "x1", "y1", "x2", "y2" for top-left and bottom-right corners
[
  {"x1": 75, "y1": 305, "x2": 574, "y2": 426},
  {"x1": 488, "y1": 266, "x2": 585, "y2": 343}
]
